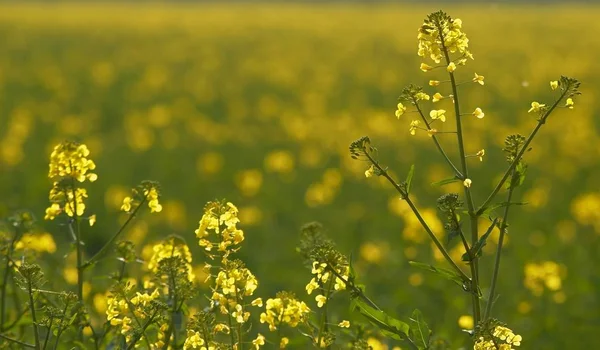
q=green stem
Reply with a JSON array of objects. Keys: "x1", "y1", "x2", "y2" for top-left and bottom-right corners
[
  {"x1": 227, "y1": 310, "x2": 236, "y2": 349},
  {"x1": 413, "y1": 100, "x2": 463, "y2": 178},
  {"x1": 82, "y1": 197, "x2": 147, "y2": 270},
  {"x1": 126, "y1": 308, "x2": 159, "y2": 350},
  {"x1": 327, "y1": 266, "x2": 380, "y2": 311},
  {"x1": 26, "y1": 278, "x2": 40, "y2": 350},
  {"x1": 366, "y1": 153, "x2": 470, "y2": 282},
  {"x1": 0, "y1": 226, "x2": 20, "y2": 332},
  {"x1": 52, "y1": 297, "x2": 71, "y2": 350},
  {"x1": 0, "y1": 332, "x2": 36, "y2": 348},
  {"x1": 476, "y1": 89, "x2": 569, "y2": 216},
  {"x1": 41, "y1": 316, "x2": 54, "y2": 350},
  {"x1": 316, "y1": 276, "x2": 335, "y2": 348},
  {"x1": 483, "y1": 170, "x2": 517, "y2": 321},
  {"x1": 436, "y1": 20, "x2": 481, "y2": 323}
]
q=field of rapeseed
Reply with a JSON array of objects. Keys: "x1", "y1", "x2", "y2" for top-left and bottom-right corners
[{"x1": 0, "y1": 3, "x2": 599, "y2": 349}]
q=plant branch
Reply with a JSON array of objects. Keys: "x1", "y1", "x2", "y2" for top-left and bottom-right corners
[{"x1": 0, "y1": 332, "x2": 36, "y2": 348}]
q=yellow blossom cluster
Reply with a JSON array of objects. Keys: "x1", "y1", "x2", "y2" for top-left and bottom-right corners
[
  {"x1": 195, "y1": 201, "x2": 244, "y2": 260},
  {"x1": 417, "y1": 12, "x2": 472, "y2": 65},
  {"x1": 183, "y1": 331, "x2": 215, "y2": 350},
  {"x1": 45, "y1": 182, "x2": 88, "y2": 220},
  {"x1": 14, "y1": 232, "x2": 57, "y2": 254},
  {"x1": 48, "y1": 141, "x2": 97, "y2": 182},
  {"x1": 147, "y1": 238, "x2": 196, "y2": 282},
  {"x1": 106, "y1": 284, "x2": 161, "y2": 344},
  {"x1": 474, "y1": 325, "x2": 522, "y2": 349},
  {"x1": 524, "y1": 261, "x2": 565, "y2": 296},
  {"x1": 259, "y1": 293, "x2": 311, "y2": 331},
  {"x1": 211, "y1": 260, "x2": 258, "y2": 323},
  {"x1": 305, "y1": 261, "x2": 349, "y2": 308},
  {"x1": 121, "y1": 181, "x2": 163, "y2": 213}
]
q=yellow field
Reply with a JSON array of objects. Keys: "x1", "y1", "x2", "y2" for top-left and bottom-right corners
[{"x1": 0, "y1": 3, "x2": 599, "y2": 348}]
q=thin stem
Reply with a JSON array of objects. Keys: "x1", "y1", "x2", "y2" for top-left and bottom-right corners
[
  {"x1": 26, "y1": 278, "x2": 40, "y2": 350},
  {"x1": 366, "y1": 153, "x2": 469, "y2": 282},
  {"x1": 0, "y1": 332, "x2": 36, "y2": 348},
  {"x1": 126, "y1": 308, "x2": 159, "y2": 350},
  {"x1": 52, "y1": 297, "x2": 71, "y2": 350},
  {"x1": 227, "y1": 310, "x2": 236, "y2": 349},
  {"x1": 82, "y1": 197, "x2": 147, "y2": 270},
  {"x1": 327, "y1": 266, "x2": 380, "y2": 311},
  {"x1": 484, "y1": 170, "x2": 517, "y2": 321},
  {"x1": 437, "y1": 21, "x2": 481, "y2": 323},
  {"x1": 316, "y1": 276, "x2": 335, "y2": 348},
  {"x1": 41, "y1": 316, "x2": 54, "y2": 350},
  {"x1": 0, "y1": 226, "x2": 20, "y2": 332},
  {"x1": 413, "y1": 100, "x2": 463, "y2": 178},
  {"x1": 477, "y1": 89, "x2": 568, "y2": 216}
]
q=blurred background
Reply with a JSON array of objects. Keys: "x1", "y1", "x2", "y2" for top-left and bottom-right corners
[{"x1": 1, "y1": 1, "x2": 599, "y2": 348}]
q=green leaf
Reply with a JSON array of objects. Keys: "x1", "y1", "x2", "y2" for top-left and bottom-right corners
[
  {"x1": 482, "y1": 201, "x2": 528, "y2": 217},
  {"x1": 431, "y1": 177, "x2": 460, "y2": 187},
  {"x1": 406, "y1": 165, "x2": 415, "y2": 194},
  {"x1": 350, "y1": 298, "x2": 410, "y2": 341},
  {"x1": 462, "y1": 218, "x2": 498, "y2": 262},
  {"x1": 408, "y1": 261, "x2": 465, "y2": 287},
  {"x1": 506, "y1": 162, "x2": 528, "y2": 190},
  {"x1": 410, "y1": 309, "x2": 431, "y2": 349}
]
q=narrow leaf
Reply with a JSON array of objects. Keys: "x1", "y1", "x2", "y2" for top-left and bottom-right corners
[
  {"x1": 462, "y1": 218, "x2": 498, "y2": 262},
  {"x1": 406, "y1": 165, "x2": 415, "y2": 194},
  {"x1": 408, "y1": 261, "x2": 465, "y2": 287},
  {"x1": 482, "y1": 201, "x2": 528, "y2": 217},
  {"x1": 351, "y1": 298, "x2": 410, "y2": 340},
  {"x1": 410, "y1": 309, "x2": 431, "y2": 349},
  {"x1": 431, "y1": 177, "x2": 460, "y2": 187}
]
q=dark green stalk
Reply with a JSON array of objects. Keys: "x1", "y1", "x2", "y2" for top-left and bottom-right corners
[
  {"x1": 52, "y1": 297, "x2": 71, "y2": 350},
  {"x1": 41, "y1": 316, "x2": 54, "y2": 350},
  {"x1": 82, "y1": 197, "x2": 147, "y2": 270},
  {"x1": 126, "y1": 308, "x2": 159, "y2": 350},
  {"x1": 476, "y1": 89, "x2": 569, "y2": 216},
  {"x1": 0, "y1": 226, "x2": 20, "y2": 331},
  {"x1": 315, "y1": 276, "x2": 334, "y2": 348},
  {"x1": 436, "y1": 20, "x2": 481, "y2": 323},
  {"x1": 26, "y1": 277, "x2": 40, "y2": 350},
  {"x1": 0, "y1": 332, "x2": 36, "y2": 348},
  {"x1": 365, "y1": 153, "x2": 470, "y2": 282},
  {"x1": 483, "y1": 170, "x2": 517, "y2": 321}
]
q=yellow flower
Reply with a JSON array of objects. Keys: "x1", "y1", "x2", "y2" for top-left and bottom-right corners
[
  {"x1": 48, "y1": 141, "x2": 97, "y2": 182},
  {"x1": 121, "y1": 196, "x2": 133, "y2": 212},
  {"x1": 429, "y1": 109, "x2": 446, "y2": 122},
  {"x1": 280, "y1": 337, "x2": 290, "y2": 348},
  {"x1": 427, "y1": 129, "x2": 437, "y2": 137},
  {"x1": 364, "y1": 165, "x2": 375, "y2": 178},
  {"x1": 183, "y1": 331, "x2": 205, "y2": 349},
  {"x1": 476, "y1": 149, "x2": 485, "y2": 161},
  {"x1": 45, "y1": 203, "x2": 62, "y2": 220},
  {"x1": 463, "y1": 178, "x2": 472, "y2": 188},
  {"x1": 458, "y1": 315, "x2": 473, "y2": 329},
  {"x1": 420, "y1": 63, "x2": 433, "y2": 72},
  {"x1": 395, "y1": 103, "x2": 407, "y2": 118},
  {"x1": 415, "y1": 92, "x2": 430, "y2": 101},
  {"x1": 550, "y1": 80, "x2": 559, "y2": 90},
  {"x1": 528, "y1": 101, "x2": 546, "y2": 113},
  {"x1": 473, "y1": 107, "x2": 485, "y2": 119},
  {"x1": 446, "y1": 62, "x2": 456, "y2": 72},
  {"x1": 252, "y1": 298, "x2": 263, "y2": 307},
  {"x1": 429, "y1": 80, "x2": 440, "y2": 86},
  {"x1": 89, "y1": 214, "x2": 96, "y2": 226},
  {"x1": 473, "y1": 73, "x2": 485, "y2": 85},
  {"x1": 409, "y1": 120, "x2": 420, "y2": 135},
  {"x1": 432, "y1": 92, "x2": 443, "y2": 102},
  {"x1": 417, "y1": 14, "x2": 471, "y2": 64},
  {"x1": 338, "y1": 320, "x2": 351, "y2": 328},
  {"x1": 316, "y1": 294, "x2": 327, "y2": 308},
  {"x1": 252, "y1": 334, "x2": 266, "y2": 348},
  {"x1": 565, "y1": 98, "x2": 574, "y2": 109}
]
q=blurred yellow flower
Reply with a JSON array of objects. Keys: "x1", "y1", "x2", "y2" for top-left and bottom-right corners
[
  {"x1": 565, "y1": 98, "x2": 574, "y2": 109},
  {"x1": 473, "y1": 107, "x2": 485, "y2": 119},
  {"x1": 447, "y1": 62, "x2": 457, "y2": 72},
  {"x1": 409, "y1": 120, "x2": 421, "y2": 135},
  {"x1": 473, "y1": 73, "x2": 485, "y2": 85},
  {"x1": 338, "y1": 320, "x2": 350, "y2": 328},
  {"x1": 432, "y1": 92, "x2": 444, "y2": 102},
  {"x1": 429, "y1": 80, "x2": 440, "y2": 86},
  {"x1": 458, "y1": 315, "x2": 474, "y2": 329},
  {"x1": 429, "y1": 109, "x2": 446, "y2": 122},
  {"x1": 463, "y1": 178, "x2": 472, "y2": 188},
  {"x1": 420, "y1": 63, "x2": 433, "y2": 72},
  {"x1": 395, "y1": 103, "x2": 407, "y2": 118},
  {"x1": 550, "y1": 80, "x2": 559, "y2": 90},
  {"x1": 528, "y1": 101, "x2": 546, "y2": 113}
]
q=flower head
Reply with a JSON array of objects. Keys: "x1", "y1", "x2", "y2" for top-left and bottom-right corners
[
  {"x1": 473, "y1": 107, "x2": 485, "y2": 119},
  {"x1": 463, "y1": 178, "x2": 472, "y2": 188},
  {"x1": 446, "y1": 62, "x2": 456, "y2": 72},
  {"x1": 409, "y1": 120, "x2": 421, "y2": 135},
  {"x1": 259, "y1": 291, "x2": 310, "y2": 331},
  {"x1": 429, "y1": 80, "x2": 440, "y2": 86},
  {"x1": 528, "y1": 101, "x2": 546, "y2": 113},
  {"x1": 429, "y1": 109, "x2": 446, "y2": 122},
  {"x1": 364, "y1": 165, "x2": 375, "y2": 178},
  {"x1": 432, "y1": 92, "x2": 444, "y2": 102},
  {"x1": 420, "y1": 63, "x2": 433, "y2": 72},
  {"x1": 476, "y1": 149, "x2": 485, "y2": 161},
  {"x1": 565, "y1": 98, "x2": 574, "y2": 109},
  {"x1": 473, "y1": 73, "x2": 485, "y2": 85},
  {"x1": 395, "y1": 103, "x2": 407, "y2": 118},
  {"x1": 48, "y1": 141, "x2": 97, "y2": 182},
  {"x1": 418, "y1": 11, "x2": 471, "y2": 64},
  {"x1": 550, "y1": 80, "x2": 559, "y2": 90}
]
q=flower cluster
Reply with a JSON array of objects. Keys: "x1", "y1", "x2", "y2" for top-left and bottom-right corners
[
  {"x1": 306, "y1": 261, "x2": 349, "y2": 308},
  {"x1": 45, "y1": 179, "x2": 88, "y2": 220},
  {"x1": 524, "y1": 261, "x2": 565, "y2": 296},
  {"x1": 474, "y1": 325, "x2": 522, "y2": 350},
  {"x1": 195, "y1": 201, "x2": 245, "y2": 261},
  {"x1": 211, "y1": 259, "x2": 258, "y2": 323},
  {"x1": 259, "y1": 291, "x2": 311, "y2": 332},
  {"x1": 14, "y1": 232, "x2": 57, "y2": 254},
  {"x1": 147, "y1": 238, "x2": 196, "y2": 283},
  {"x1": 417, "y1": 11, "x2": 472, "y2": 65},
  {"x1": 48, "y1": 141, "x2": 97, "y2": 182},
  {"x1": 121, "y1": 180, "x2": 163, "y2": 213}
]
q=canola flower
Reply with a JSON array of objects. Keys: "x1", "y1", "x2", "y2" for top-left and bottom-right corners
[
  {"x1": 48, "y1": 141, "x2": 97, "y2": 182},
  {"x1": 195, "y1": 201, "x2": 245, "y2": 261},
  {"x1": 474, "y1": 325, "x2": 522, "y2": 350},
  {"x1": 147, "y1": 238, "x2": 196, "y2": 282},
  {"x1": 418, "y1": 12, "x2": 472, "y2": 64},
  {"x1": 121, "y1": 181, "x2": 163, "y2": 213},
  {"x1": 259, "y1": 292, "x2": 310, "y2": 331}
]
